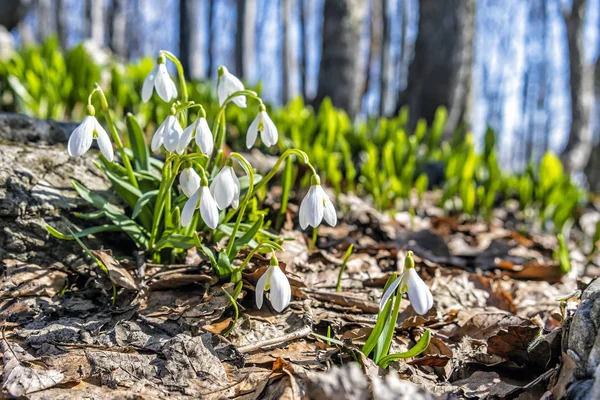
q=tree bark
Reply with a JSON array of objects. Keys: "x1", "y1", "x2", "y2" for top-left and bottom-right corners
[
  {"x1": 86, "y1": 0, "x2": 105, "y2": 45},
  {"x1": 55, "y1": 0, "x2": 67, "y2": 49},
  {"x1": 109, "y1": 0, "x2": 128, "y2": 59},
  {"x1": 0, "y1": 0, "x2": 32, "y2": 31},
  {"x1": 561, "y1": 0, "x2": 593, "y2": 174},
  {"x1": 378, "y1": 0, "x2": 390, "y2": 116},
  {"x1": 180, "y1": 0, "x2": 203, "y2": 79},
  {"x1": 37, "y1": 0, "x2": 54, "y2": 41},
  {"x1": 397, "y1": 0, "x2": 475, "y2": 138},
  {"x1": 234, "y1": 0, "x2": 256, "y2": 79},
  {"x1": 207, "y1": 0, "x2": 216, "y2": 79},
  {"x1": 299, "y1": 0, "x2": 308, "y2": 100},
  {"x1": 315, "y1": 0, "x2": 367, "y2": 117},
  {"x1": 362, "y1": 0, "x2": 381, "y2": 107},
  {"x1": 281, "y1": 0, "x2": 293, "y2": 103}
]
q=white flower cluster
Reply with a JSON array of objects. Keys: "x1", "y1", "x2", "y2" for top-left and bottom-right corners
[{"x1": 66, "y1": 59, "x2": 345, "y2": 314}]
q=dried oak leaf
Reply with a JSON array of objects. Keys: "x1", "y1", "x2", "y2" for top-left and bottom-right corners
[
  {"x1": 1, "y1": 340, "x2": 64, "y2": 397},
  {"x1": 453, "y1": 371, "x2": 521, "y2": 399},
  {"x1": 92, "y1": 250, "x2": 138, "y2": 290},
  {"x1": 486, "y1": 325, "x2": 540, "y2": 366}
]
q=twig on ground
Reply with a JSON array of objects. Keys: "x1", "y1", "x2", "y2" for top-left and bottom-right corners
[{"x1": 238, "y1": 325, "x2": 312, "y2": 353}]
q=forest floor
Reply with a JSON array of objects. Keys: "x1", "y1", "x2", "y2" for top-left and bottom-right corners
[
  {"x1": 2, "y1": 189, "x2": 597, "y2": 399},
  {"x1": 0, "y1": 118, "x2": 598, "y2": 399}
]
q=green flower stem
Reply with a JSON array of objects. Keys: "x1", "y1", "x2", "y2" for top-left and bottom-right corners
[
  {"x1": 94, "y1": 85, "x2": 139, "y2": 189},
  {"x1": 231, "y1": 242, "x2": 279, "y2": 282},
  {"x1": 225, "y1": 153, "x2": 255, "y2": 257},
  {"x1": 375, "y1": 285, "x2": 403, "y2": 364},
  {"x1": 160, "y1": 51, "x2": 188, "y2": 103},
  {"x1": 222, "y1": 149, "x2": 312, "y2": 225},
  {"x1": 148, "y1": 157, "x2": 182, "y2": 249}
]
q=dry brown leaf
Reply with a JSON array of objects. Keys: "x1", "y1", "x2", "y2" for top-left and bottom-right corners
[
  {"x1": 453, "y1": 371, "x2": 521, "y2": 399},
  {"x1": 92, "y1": 250, "x2": 138, "y2": 290},
  {"x1": 1, "y1": 260, "x2": 67, "y2": 298},
  {"x1": 486, "y1": 325, "x2": 540, "y2": 366},
  {"x1": 408, "y1": 355, "x2": 450, "y2": 367}
]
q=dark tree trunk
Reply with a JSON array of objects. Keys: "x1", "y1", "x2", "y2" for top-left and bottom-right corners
[
  {"x1": 281, "y1": 0, "x2": 292, "y2": 103},
  {"x1": 378, "y1": 0, "x2": 390, "y2": 116},
  {"x1": 362, "y1": 0, "x2": 381, "y2": 107},
  {"x1": 234, "y1": 0, "x2": 256, "y2": 79},
  {"x1": 397, "y1": 0, "x2": 475, "y2": 138},
  {"x1": 54, "y1": 0, "x2": 67, "y2": 49},
  {"x1": 207, "y1": 0, "x2": 216, "y2": 79},
  {"x1": 108, "y1": 0, "x2": 128, "y2": 59},
  {"x1": 299, "y1": 0, "x2": 308, "y2": 100},
  {"x1": 180, "y1": 0, "x2": 203, "y2": 79},
  {"x1": 315, "y1": 0, "x2": 367, "y2": 117},
  {"x1": 561, "y1": 0, "x2": 593, "y2": 174},
  {"x1": 0, "y1": 0, "x2": 32, "y2": 31},
  {"x1": 235, "y1": 0, "x2": 245, "y2": 77}
]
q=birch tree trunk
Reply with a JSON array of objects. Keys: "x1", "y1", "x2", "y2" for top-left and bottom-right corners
[
  {"x1": 315, "y1": 0, "x2": 367, "y2": 117},
  {"x1": 397, "y1": 0, "x2": 475, "y2": 138},
  {"x1": 86, "y1": 0, "x2": 105, "y2": 45},
  {"x1": 37, "y1": 0, "x2": 54, "y2": 41},
  {"x1": 561, "y1": 0, "x2": 593, "y2": 174}
]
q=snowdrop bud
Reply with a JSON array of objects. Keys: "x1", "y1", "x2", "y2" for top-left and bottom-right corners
[
  {"x1": 217, "y1": 66, "x2": 246, "y2": 108},
  {"x1": 298, "y1": 175, "x2": 337, "y2": 230},
  {"x1": 210, "y1": 166, "x2": 240, "y2": 210},
  {"x1": 255, "y1": 256, "x2": 291, "y2": 312},
  {"x1": 180, "y1": 168, "x2": 201, "y2": 198},
  {"x1": 246, "y1": 104, "x2": 278, "y2": 149},
  {"x1": 142, "y1": 54, "x2": 178, "y2": 103},
  {"x1": 67, "y1": 107, "x2": 114, "y2": 162}
]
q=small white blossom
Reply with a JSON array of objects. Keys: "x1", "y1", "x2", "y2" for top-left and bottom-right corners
[
  {"x1": 68, "y1": 114, "x2": 114, "y2": 162},
  {"x1": 255, "y1": 262, "x2": 291, "y2": 312},
  {"x1": 299, "y1": 178, "x2": 337, "y2": 230},
  {"x1": 181, "y1": 186, "x2": 219, "y2": 229},
  {"x1": 152, "y1": 115, "x2": 183, "y2": 153},
  {"x1": 210, "y1": 166, "x2": 240, "y2": 210},
  {"x1": 142, "y1": 61, "x2": 178, "y2": 103},
  {"x1": 177, "y1": 117, "x2": 213, "y2": 155},
  {"x1": 379, "y1": 255, "x2": 433, "y2": 315},
  {"x1": 247, "y1": 108, "x2": 278, "y2": 148},
  {"x1": 217, "y1": 66, "x2": 246, "y2": 108},
  {"x1": 179, "y1": 168, "x2": 200, "y2": 198}
]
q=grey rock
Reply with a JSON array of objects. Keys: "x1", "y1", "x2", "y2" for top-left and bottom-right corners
[{"x1": 0, "y1": 112, "x2": 76, "y2": 145}]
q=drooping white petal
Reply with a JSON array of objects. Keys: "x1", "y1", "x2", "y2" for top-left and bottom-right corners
[
  {"x1": 181, "y1": 189, "x2": 199, "y2": 227},
  {"x1": 151, "y1": 118, "x2": 168, "y2": 152},
  {"x1": 223, "y1": 71, "x2": 246, "y2": 108},
  {"x1": 269, "y1": 265, "x2": 291, "y2": 312},
  {"x1": 246, "y1": 113, "x2": 260, "y2": 149},
  {"x1": 210, "y1": 166, "x2": 237, "y2": 210},
  {"x1": 231, "y1": 168, "x2": 241, "y2": 209},
  {"x1": 163, "y1": 116, "x2": 183, "y2": 152},
  {"x1": 260, "y1": 111, "x2": 278, "y2": 147},
  {"x1": 318, "y1": 186, "x2": 337, "y2": 226},
  {"x1": 298, "y1": 192, "x2": 310, "y2": 230},
  {"x1": 255, "y1": 266, "x2": 273, "y2": 310},
  {"x1": 199, "y1": 186, "x2": 219, "y2": 229},
  {"x1": 195, "y1": 118, "x2": 214, "y2": 155},
  {"x1": 67, "y1": 116, "x2": 95, "y2": 157},
  {"x1": 300, "y1": 186, "x2": 324, "y2": 229},
  {"x1": 180, "y1": 168, "x2": 201, "y2": 198},
  {"x1": 168, "y1": 77, "x2": 178, "y2": 100},
  {"x1": 379, "y1": 276, "x2": 402, "y2": 311},
  {"x1": 94, "y1": 119, "x2": 114, "y2": 162},
  {"x1": 217, "y1": 77, "x2": 228, "y2": 107},
  {"x1": 407, "y1": 268, "x2": 433, "y2": 315},
  {"x1": 154, "y1": 63, "x2": 174, "y2": 102},
  {"x1": 177, "y1": 119, "x2": 196, "y2": 154},
  {"x1": 141, "y1": 65, "x2": 157, "y2": 103}
]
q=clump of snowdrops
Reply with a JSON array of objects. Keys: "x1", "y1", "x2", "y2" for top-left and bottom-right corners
[{"x1": 47, "y1": 52, "x2": 434, "y2": 364}]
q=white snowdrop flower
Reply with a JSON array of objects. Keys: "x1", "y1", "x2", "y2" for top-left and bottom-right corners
[
  {"x1": 247, "y1": 105, "x2": 278, "y2": 148},
  {"x1": 255, "y1": 257, "x2": 291, "y2": 313},
  {"x1": 177, "y1": 116, "x2": 213, "y2": 155},
  {"x1": 151, "y1": 114, "x2": 183, "y2": 153},
  {"x1": 217, "y1": 66, "x2": 246, "y2": 108},
  {"x1": 299, "y1": 175, "x2": 337, "y2": 230},
  {"x1": 210, "y1": 166, "x2": 240, "y2": 210},
  {"x1": 142, "y1": 56, "x2": 178, "y2": 103},
  {"x1": 379, "y1": 252, "x2": 433, "y2": 315},
  {"x1": 179, "y1": 168, "x2": 200, "y2": 198},
  {"x1": 67, "y1": 106, "x2": 114, "y2": 162},
  {"x1": 181, "y1": 185, "x2": 219, "y2": 229}
]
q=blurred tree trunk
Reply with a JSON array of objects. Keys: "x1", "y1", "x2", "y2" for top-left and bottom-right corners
[
  {"x1": 127, "y1": 0, "x2": 139, "y2": 59},
  {"x1": 282, "y1": 0, "x2": 294, "y2": 103},
  {"x1": 55, "y1": 0, "x2": 67, "y2": 49},
  {"x1": 378, "y1": 0, "x2": 390, "y2": 116},
  {"x1": 86, "y1": 0, "x2": 105, "y2": 45},
  {"x1": 180, "y1": 0, "x2": 203, "y2": 79},
  {"x1": 235, "y1": 0, "x2": 256, "y2": 79},
  {"x1": 37, "y1": 0, "x2": 53, "y2": 41},
  {"x1": 561, "y1": 0, "x2": 593, "y2": 174},
  {"x1": 397, "y1": 0, "x2": 475, "y2": 138},
  {"x1": 207, "y1": 0, "x2": 215, "y2": 78},
  {"x1": 0, "y1": 0, "x2": 32, "y2": 31},
  {"x1": 584, "y1": 58, "x2": 600, "y2": 191},
  {"x1": 362, "y1": 0, "x2": 381, "y2": 107},
  {"x1": 299, "y1": 0, "x2": 308, "y2": 99},
  {"x1": 108, "y1": 0, "x2": 128, "y2": 59},
  {"x1": 315, "y1": 0, "x2": 367, "y2": 117}
]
